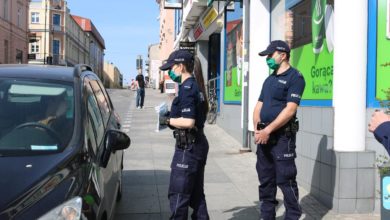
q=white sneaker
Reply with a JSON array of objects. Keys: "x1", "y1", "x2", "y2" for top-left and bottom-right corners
[{"x1": 137, "y1": 106, "x2": 141, "y2": 109}]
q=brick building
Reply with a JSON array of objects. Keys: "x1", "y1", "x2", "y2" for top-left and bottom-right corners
[{"x1": 0, "y1": 0, "x2": 30, "y2": 64}]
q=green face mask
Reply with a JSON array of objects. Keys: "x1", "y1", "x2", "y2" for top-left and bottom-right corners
[
  {"x1": 266, "y1": 57, "x2": 280, "y2": 70},
  {"x1": 168, "y1": 70, "x2": 181, "y2": 83}
]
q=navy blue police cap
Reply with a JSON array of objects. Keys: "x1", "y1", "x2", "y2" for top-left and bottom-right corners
[
  {"x1": 258, "y1": 40, "x2": 290, "y2": 56},
  {"x1": 160, "y1": 49, "x2": 194, "y2": 71}
]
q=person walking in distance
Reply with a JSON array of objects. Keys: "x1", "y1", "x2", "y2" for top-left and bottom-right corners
[
  {"x1": 135, "y1": 72, "x2": 145, "y2": 109},
  {"x1": 159, "y1": 49, "x2": 210, "y2": 220},
  {"x1": 253, "y1": 40, "x2": 306, "y2": 220}
]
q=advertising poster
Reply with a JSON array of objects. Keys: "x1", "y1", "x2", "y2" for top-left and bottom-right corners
[
  {"x1": 376, "y1": 0, "x2": 390, "y2": 100},
  {"x1": 224, "y1": 1, "x2": 243, "y2": 103},
  {"x1": 290, "y1": 0, "x2": 334, "y2": 100}
]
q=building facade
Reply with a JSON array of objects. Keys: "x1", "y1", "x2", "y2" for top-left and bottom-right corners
[
  {"x1": 65, "y1": 13, "x2": 89, "y2": 66},
  {"x1": 103, "y1": 61, "x2": 123, "y2": 89},
  {"x1": 147, "y1": 43, "x2": 162, "y2": 89},
  {"x1": 28, "y1": 0, "x2": 90, "y2": 66},
  {"x1": 72, "y1": 15, "x2": 105, "y2": 79},
  {"x1": 156, "y1": 0, "x2": 176, "y2": 91},
  {"x1": 168, "y1": 0, "x2": 390, "y2": 214},
  {"x1": 0, "y1": 0, "x2": 30, "y2": 64},
  {"x1": 28, "y1": 0, "x2": 105, "y2": 80}
]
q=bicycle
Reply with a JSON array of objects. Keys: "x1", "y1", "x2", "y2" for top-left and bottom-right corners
[{"x1": 207, "y1": 78, "x2": 218, "y2": 124}]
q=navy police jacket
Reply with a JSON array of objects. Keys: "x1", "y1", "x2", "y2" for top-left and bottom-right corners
[
  {"x1": 170, "y1": 77, "x2": 206, "y2": 129},
  {"x1": 258, "y1": 67, "x2": 305, "y2": 123},
  {"x1": 374, "y1": 121, "x2": 390, "y2": 155}
]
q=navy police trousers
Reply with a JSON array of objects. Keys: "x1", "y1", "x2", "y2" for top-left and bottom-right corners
[
  {"x1": 168, "y1": 134, "x2": 210, "y2": 220},
  {"x1": 256, "y1": 134, "x2": 302, "y2": 220}
]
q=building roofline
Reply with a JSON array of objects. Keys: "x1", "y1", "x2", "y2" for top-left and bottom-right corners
[{"x1": 71, "y1": 14, "x2": 106, "y2": 49}]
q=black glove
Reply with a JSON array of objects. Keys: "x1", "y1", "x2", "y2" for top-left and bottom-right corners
[
  {"x1": 160, "y1": 111, "x2": 175, "y2": 129},
  {"x1": 159, "y1": 115, "x2": 170, "y2": 126}
]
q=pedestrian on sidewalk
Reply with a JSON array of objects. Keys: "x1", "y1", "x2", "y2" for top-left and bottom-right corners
[
  {"x1": 253, "y1": 40, "x2": 305, "y2": 220},
  {"x1": 159, "y1": 49, "x2": 210, "y2": 220},
  {"x1": 368, "y1": 110, "x2": 390, "y2": 154},
  {"x1": 135, "y1": 72, "x2": 145, "y2": 109}
]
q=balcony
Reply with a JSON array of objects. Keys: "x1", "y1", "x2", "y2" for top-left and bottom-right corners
[{"x1": 182, "y1": 0, "x2": 208, "y2": 29}]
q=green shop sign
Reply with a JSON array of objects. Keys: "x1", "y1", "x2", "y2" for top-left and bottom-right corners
[
  {"x1": 290, "y1": 0, "x2": 334, "y2": 101},
  {"x1": 376, "y1": 0, "x2": 390, "y2": 100},
  {"x1": 290, "y1": 41, "x2": 333, "y2": 100}
]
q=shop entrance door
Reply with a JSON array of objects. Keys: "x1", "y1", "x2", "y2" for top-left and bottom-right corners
[{"x1": 208, "y1": 33, "x2": 221, "y2": 113}]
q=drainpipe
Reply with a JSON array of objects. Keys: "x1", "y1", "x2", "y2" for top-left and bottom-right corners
[
  {"x1": 241, "y1": 0, "x2": 251, "y2": 152},
  {"x1": 44, "y1": 0, "x2": 47, "y2": 64}
]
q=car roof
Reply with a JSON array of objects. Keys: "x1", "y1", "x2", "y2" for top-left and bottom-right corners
[{"x1": 0, "y1": 64, "x2": 75, "y2": 82}]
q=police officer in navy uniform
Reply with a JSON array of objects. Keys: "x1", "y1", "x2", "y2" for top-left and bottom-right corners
[
  {"x1": 159, "y1": 49, "x2": 210, "y2": 220},
  {"x1": 369, "y1": 110, "x2": 390, "y2": 154},
  {"x1": 253, "y1": 40, "x2": 305, "y2": 220}
]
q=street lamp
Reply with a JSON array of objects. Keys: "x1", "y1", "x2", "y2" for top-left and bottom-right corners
[{"x1": 43, "y1": 0, "x2": 47, "y2": 64}]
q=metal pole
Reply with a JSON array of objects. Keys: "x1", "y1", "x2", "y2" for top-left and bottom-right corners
[
  {"x1": 241, "y1": 0, "x2": 250, "y2": 152},
  {"x1": 43, "y1": 0, "x2": 47, "y2": 64}
]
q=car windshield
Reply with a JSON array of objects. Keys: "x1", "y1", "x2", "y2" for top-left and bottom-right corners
[{"x1": 0, "y1": 78, "x2": 74, "y2": 156}]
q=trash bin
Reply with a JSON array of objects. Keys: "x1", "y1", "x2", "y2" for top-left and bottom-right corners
[{"x1": 380, "y1": 162, "x2": 390, "y2": 219}]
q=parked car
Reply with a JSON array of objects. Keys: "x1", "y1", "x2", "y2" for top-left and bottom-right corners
[{"x1": 0, "y1": 64, "x2": 131, "y2": 220}]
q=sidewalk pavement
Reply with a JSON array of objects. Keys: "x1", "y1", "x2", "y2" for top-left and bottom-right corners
[{"x1": 111, "y1": 88, "x2": 380, "y2": 220}]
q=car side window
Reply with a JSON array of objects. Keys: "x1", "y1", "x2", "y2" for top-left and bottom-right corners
[
  {"x1": 90, "y1": 80, "x2": 110, "y2": 124},
  {"x1": 86, "y1": 83, "x2": 105, "y2": 147},
  {"x1": 97, "y1": 80, "x2": 114, "y2": 110}
]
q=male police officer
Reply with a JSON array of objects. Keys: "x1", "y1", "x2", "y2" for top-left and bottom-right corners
[{"x1": 253, "y1": 40, "x2": 305, "y2": 220}]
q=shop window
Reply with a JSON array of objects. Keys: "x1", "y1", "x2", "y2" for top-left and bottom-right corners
[
  {"x1": 223, "y1": 0, "x2": 243, "y2": 104},
  {"x1": 290, "y1": 0, "x2": 311, "y2": 48},
  {"x1": 289, "y1": 0, "x2": 334, "y2": 50},
  {"x1": 375, "y1": 0, "x2": 390, "y2": 101},
  {"x1": 271, "y1": 0, "x2": 335, "y2": 105}
]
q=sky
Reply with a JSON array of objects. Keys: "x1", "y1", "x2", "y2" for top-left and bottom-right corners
[{"x1": 66, "y1": 0, "x2": 160, "y2": 85}]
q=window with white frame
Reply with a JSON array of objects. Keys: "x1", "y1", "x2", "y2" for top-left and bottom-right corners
[
  {"x1": 31, "y1": 42, "x2": 39, "y2": 53},
  {"x1": 31, "y1": 12, "x2": 40, "y2": 23}
]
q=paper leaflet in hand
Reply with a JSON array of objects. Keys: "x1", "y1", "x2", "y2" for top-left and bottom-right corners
[{"x1": 155, "y1": 102, "x2": 168, "y2": 132}]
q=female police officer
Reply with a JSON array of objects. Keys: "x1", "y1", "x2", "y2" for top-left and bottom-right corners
[{"x1": 159, "y1": 49, "x2": 210, "y2": 220}]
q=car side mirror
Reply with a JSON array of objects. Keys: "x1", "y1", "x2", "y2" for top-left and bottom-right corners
[
  {"x1": 100, "y1": 130, "x2": 130, "y2": 168},
  {"x1": 105, "y1": 130, "x2": 131, "y2": 151}
]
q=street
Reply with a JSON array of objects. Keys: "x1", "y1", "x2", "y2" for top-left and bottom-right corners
[
  {"x1": 0, "y1": 0, "x2": 386, "y2": 218},
  {"x1": 108, "y1": 88, "x2": 380, "y2": 220}
]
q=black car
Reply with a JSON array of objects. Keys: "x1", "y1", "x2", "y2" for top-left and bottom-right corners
[{"x1": 0, "y1": 64, "x2": 130, "y2": 220}]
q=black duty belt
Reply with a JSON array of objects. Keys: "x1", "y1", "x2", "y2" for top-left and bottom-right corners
[
  {"x1": 173, "y1": 128, "x2": 202, "y2": 149},
  {"x1": 257, "y1": 118, "x2": 299, "y2": 145}
]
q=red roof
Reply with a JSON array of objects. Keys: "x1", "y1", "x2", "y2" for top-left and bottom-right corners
[
  {"x1": 71, "y1": 15, "x2": 105, "y2": 49},
  {"x1": 226, "y1": 19, "x2": 242, "y2": 34}
]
